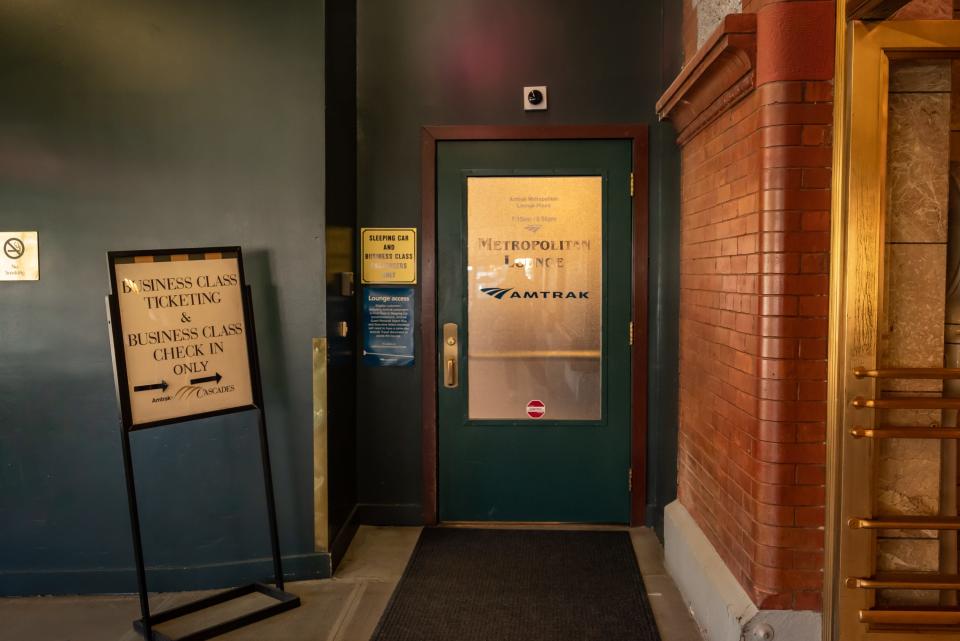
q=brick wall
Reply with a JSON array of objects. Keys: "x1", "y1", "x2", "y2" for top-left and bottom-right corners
[{"x1": 674, "y1": 0, "x2": 833, "y2": 611}]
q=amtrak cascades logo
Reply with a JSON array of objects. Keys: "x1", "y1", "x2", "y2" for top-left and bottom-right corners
[{"x1": 481, "y1": 287, "x2": 589, "y2": 300}]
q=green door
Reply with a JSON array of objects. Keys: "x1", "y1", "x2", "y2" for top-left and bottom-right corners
[{"x1": 437, "y1": 139, "x2": 634, "y2": 523}]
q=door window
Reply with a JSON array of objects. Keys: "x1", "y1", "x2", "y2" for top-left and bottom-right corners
[{"x1": 466, "y1": 176, "x2": 603, "y2": 421}]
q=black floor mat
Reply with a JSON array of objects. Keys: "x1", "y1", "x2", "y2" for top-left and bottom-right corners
[{"x1": 371, "y1": 527, "x2": 662, "y2": 641}]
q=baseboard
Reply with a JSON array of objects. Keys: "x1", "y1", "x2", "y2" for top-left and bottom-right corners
[
  {"x1": 0, "y1": 551, "x2": 331, "y2": 597},
  {"x1": 355, "y1": 502, "x2": 423, "y2": 526},
  {"x1": 645, "y1": 501, "x2": 665, "y2": 541},
  {"x1": 664, "y1": 501, "x2": 821, "y2": 641},
  {"x1": 330, "y1": 504, "x2": 360, "y2": 572}
]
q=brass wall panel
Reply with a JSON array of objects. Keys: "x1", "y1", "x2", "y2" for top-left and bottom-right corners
[
  {"x1": 824, "y1": 6, "x2": 851, "y2": 639},
  {"x1": 313, "y1": 337, "x2": 329, "y2": 552},
  {"x1": 829, "y1": 16, "x2": 960, "y2": 641}
]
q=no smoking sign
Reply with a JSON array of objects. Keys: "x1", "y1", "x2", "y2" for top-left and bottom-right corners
[
  {"x1": 0, "y1": 231, "x2": 39, "y2": 281},
  {"x1": 3, "y1": 238, "x2": 24, "y2": 259}
]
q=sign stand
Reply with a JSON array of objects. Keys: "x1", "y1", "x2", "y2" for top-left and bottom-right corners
[{"x1": 106, "y1": 248, "x2": 300, "y2": 641}]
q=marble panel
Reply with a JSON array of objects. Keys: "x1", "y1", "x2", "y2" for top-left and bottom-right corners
[
  {"x1": 877, "y1": 438, "x2": 941, "y2": 516},
  {"x1": 878, "y1": 520, "x2": 940, "y2": 608},
  {"x1": 693, "y1": 0, "x2": 742, "y2": 51},
  {"x1": 890, "y1": 61, "x2": 951, "y2": 94},
  {"x1": 886, "y1": 93, "x2": 950, "y2": 243},
  {"x1": 880, "y1": 243, "x2": 947, "y2": 369},
  {"x1": 878, "y1": 537, "x2": 939, "y2": 571},
  {"x1": 876, "y1": 406, "x2": 942, "y2": 543},
  {"x1": 876, "y1": 408, "x2": 944, "y2": 428},
  {"x1": 877, "y1": 588, "x2": 942, "y2": 608},
  {"x1": 892, "y1": 0, "x2": 952, "y2": 20},
  {"x1": 876, "y1": 51, "x2": 953, "y2": 613},
  {"x1": 878, "y1": 523, "x2": 940, "y2": 608},
  {"x1": 880, "y1": 378, "x2": 943, "y2": 394}
]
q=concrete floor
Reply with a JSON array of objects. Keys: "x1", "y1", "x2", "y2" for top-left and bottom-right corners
[{"x1": 0, "y1": 526, "x2": 702, "y2": 641}]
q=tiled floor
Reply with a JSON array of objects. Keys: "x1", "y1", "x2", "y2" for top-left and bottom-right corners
[{"x1": 0, "y1": 526, "x2": 702, "y2": 641}]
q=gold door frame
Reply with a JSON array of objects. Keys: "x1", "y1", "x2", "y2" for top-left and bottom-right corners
[{"x1": 827, "y1": 17, "x2": 960, "y2": 641}]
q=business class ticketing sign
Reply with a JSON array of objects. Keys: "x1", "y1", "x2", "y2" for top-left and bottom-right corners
[{"x1": 107, "y1": 248, "x2": 256, "y2": 428}]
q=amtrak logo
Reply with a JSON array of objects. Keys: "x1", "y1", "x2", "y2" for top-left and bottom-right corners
[
  {"x1": 524, "y1": 225, "x2": 542, "y2": 233},
  {"x1": 481, "y1": 287, "x2": 589, "y2": 300},
  {"x1": 481, "y1": 287, "x2": 514, "y2": 299}
]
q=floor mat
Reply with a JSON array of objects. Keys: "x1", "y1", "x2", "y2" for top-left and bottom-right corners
[{"x1": 371, "y1": 527, "x2": 661, "y2": 641}]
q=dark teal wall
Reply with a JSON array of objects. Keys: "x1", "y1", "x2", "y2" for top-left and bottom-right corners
[
  {"x1": 356, "y1": 0, "x2": 681, "y2": 528},
  {"x1": 0, "y1": 1, "x2": 327, "y2": 595},
  {"x1": 324, "y1": 0, "x2": 360, "y2": 565},
  {"x1": 649, "y1": 0, "x2": 683, "y2": 538}
]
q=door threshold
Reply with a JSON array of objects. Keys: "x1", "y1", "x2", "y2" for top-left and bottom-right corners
[{"x1": 439, "y1": 521, "x2": 630, "y2": 531}]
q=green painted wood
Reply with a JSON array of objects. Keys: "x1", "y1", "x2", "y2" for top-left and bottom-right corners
[{"x1": 437, "y1": 140, "x2": 633, "y2": 523}]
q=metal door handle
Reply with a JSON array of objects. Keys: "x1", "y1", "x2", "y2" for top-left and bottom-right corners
[
  {"x1": 443, "y1": 322, "x2": 458, "y2": 388},
  {"x1": 445, "y1": 358, "x2": 457, "y2": 387}
]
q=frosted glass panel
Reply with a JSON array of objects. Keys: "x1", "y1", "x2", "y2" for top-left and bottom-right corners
[{"x1": 467, "y1": 176, "x2": 602, "y2": 420}]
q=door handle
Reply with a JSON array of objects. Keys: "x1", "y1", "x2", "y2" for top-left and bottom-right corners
[
  {"x1": 445, "y1": 358, "x2": 457, "y2": 387},
  {"x1": 443, "y1": 322, "x2": 458, "y2": 389}
]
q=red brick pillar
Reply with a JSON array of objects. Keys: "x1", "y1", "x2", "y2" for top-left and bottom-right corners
[
  {"x1": 750, "y1": 0, "x2": 833, "y2": 611},
  {"x1": 661, "y1": 0, "x2": 834, "y2": 612}
]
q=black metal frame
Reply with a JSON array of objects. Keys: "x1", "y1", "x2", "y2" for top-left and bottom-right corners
[
  {"x1": 131, "y1": 584, "x2": 300, "y2": 641},
  {"x1": 106, "y1": 247, "x2": 300, "y2": 641}
]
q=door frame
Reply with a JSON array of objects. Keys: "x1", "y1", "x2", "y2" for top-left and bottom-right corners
[{"x1": 420, "y1": 125, "x2": 649, "y2": 526}]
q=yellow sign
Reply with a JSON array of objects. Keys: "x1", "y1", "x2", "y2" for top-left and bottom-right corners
[
  {"x1": 361, "y1": 227, "x2": 417, "y2": 284},
  {"x1": 1, "y1": 231, "x2": 39, "y2": 281},
  {"x1": 110, "y1": 251, "x2": 255, "y2": 427}
]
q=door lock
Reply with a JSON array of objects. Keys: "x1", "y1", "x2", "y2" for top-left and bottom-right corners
[{"x1": 443, "y1": 323, "x2": 459, "y2": 388}]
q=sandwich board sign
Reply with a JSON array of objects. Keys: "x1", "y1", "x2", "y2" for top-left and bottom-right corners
[
  {"x1": 105, "y1": 246, "x2": 298, "y2": 641},
  {"x1": 107, "y1": 247, "x2": 257, "y2": 429}
]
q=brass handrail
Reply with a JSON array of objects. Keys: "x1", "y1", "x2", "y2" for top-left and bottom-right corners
[
  {"x1": 846, "y1": 574, "x2": 960, "y2": 590},
  {"x1": 850, "y1": 427, "x2": 960, "y2": 439},
  {"x1": 853, "y1": 367, "x2": 960, "y2": 379},
  {"x1": 859, "y1": 610, "x2": 960, "y2": 626},
  {"x1": 848, "y1": 516, "x2": 960, "y2": 530},
  {"x1": 851, "y1": 397, "x2": 960, "y2": 410}
]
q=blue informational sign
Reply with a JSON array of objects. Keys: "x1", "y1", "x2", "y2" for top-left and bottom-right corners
[{"x1": 362, "y1": 286, "x2": 415, "y2": 367}]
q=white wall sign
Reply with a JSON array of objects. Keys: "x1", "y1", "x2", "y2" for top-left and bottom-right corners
[{"x1": 1, "y1": 231, "x2": 39, "y2": 281}]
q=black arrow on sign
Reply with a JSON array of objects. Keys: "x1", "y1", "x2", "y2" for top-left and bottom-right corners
[
  {"x1": 134, "y1": 381, "x2": 168, "y2": 393},
  {"x1": 190, "y1": 372, "x2": 223, "y2": 385}
]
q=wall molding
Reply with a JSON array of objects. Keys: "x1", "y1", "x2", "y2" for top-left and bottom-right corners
[
  {"x1": 656, "y1": 13, "x2": 757, "y2": 145},
  {"x1": 356, "y1": 502, "x2": 424, "y2": 526},
  {"x1": 0, "y1": 552, "x2": 331, "y2": 597},
  {"x1": 330, "y1": 504, "x2": 360, "y2": 571},
  {"x1": 665, "y1": 501, "x2": 822, "y2": 641}
]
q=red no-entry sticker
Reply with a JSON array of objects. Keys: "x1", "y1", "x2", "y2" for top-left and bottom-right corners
[{"x1": 526, "y1": 399, "x2": 545, "y2": 419}]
